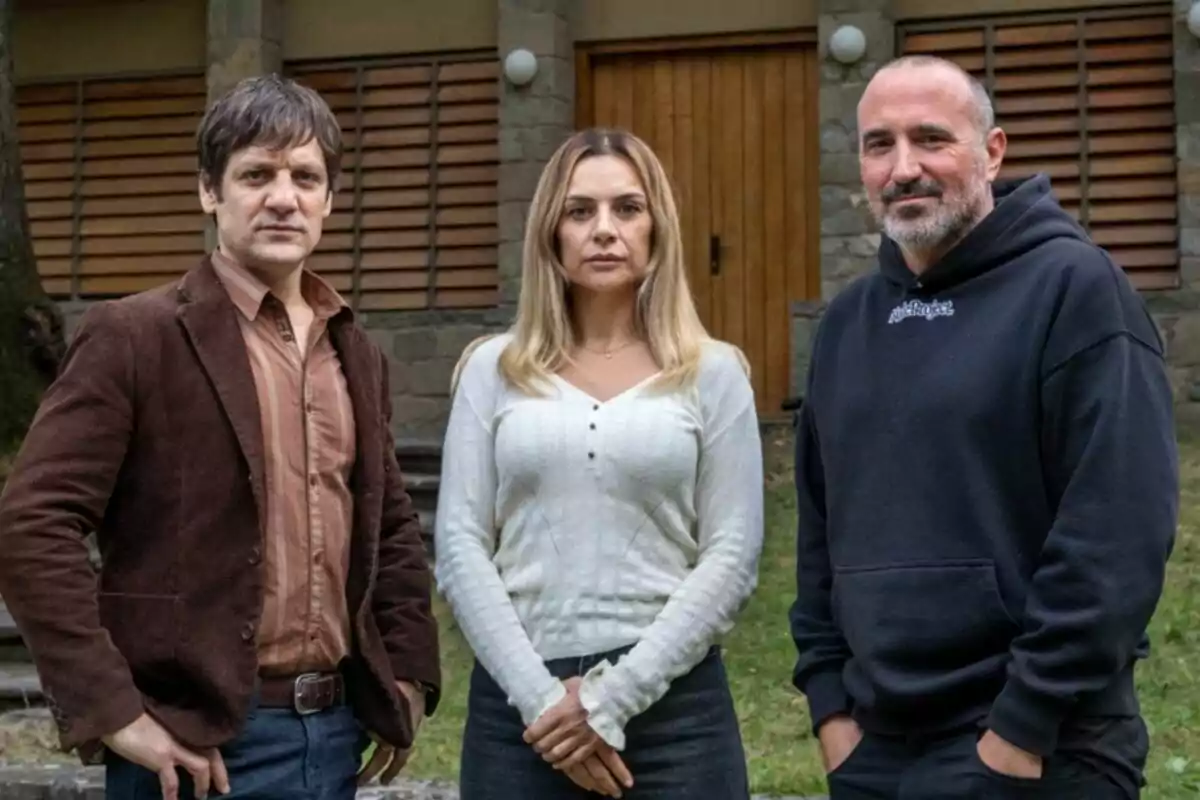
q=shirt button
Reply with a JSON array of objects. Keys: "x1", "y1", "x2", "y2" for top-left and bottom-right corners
[
  {"x1": 309, "y1": 475, "x2": 318, "y2": 487},
  {"x1": 241, "y1": 622, "x2": 254, "y2": 641},
  {"x1": 589, "y1": 423, "x2": 596, "y2": 430},
  {"x1": 592, "y1": 404, "x2": 599, "y2": 411},
  {"x1": 248, "y1": 547, "x2": 261, "y2": 565},
  {"x1": 588, "y1": 452, "x2": 595, "y2": 459}
]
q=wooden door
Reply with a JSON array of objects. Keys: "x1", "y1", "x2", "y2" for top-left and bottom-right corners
[{"x1": 577, "y1": 37, "x2": 820, "y2": 417}]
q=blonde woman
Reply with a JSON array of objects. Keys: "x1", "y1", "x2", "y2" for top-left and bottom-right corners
[{"x1": 435, "y1": 128, "x2": 764, "y2": 799}]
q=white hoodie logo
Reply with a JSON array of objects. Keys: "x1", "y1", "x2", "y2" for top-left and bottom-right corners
[{"x1": 888, "y1": 298, "x2": 955, "y2": 325}]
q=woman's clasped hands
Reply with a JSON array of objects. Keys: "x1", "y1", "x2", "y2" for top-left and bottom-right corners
[{"x1": 523, "y1": 677, "x2": 635, "y2": 798}]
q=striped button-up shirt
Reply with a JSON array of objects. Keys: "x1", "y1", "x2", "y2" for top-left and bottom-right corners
[{"x1": 212, "y1": 251, "x2": 356, "y2": 676}]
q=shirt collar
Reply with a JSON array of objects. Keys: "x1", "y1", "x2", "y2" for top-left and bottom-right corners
[{"x1": 210, "y1": 249, "x2": 349, "y2": 323}]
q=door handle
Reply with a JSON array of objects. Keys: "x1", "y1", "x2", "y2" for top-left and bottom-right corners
[{"x1": 710, "y1": 235, "x2": 721, "y2": 276}]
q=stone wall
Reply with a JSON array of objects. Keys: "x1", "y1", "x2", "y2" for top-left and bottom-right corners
[
  {"x1": 1153, "y1": 0, "x2": 1200, "y2": 412},
  {"x1": 814, "y1": 0, "x2": 892, "y2": 302},
  {"x1": 814, "y1": 0, "x2": 892, "y2": 291},
  {"x1": 206, "y1": 0, "x2": 282, "y2": 102},
  {"x1": 361, "y1": 309, "x2": 511, "y2": 441},
  {"x1": 791, "y1": 0, "x2": 893, "y2": 397},
  {"x1": 497, "y1": 0, "x2": 575, "y2": 306}
]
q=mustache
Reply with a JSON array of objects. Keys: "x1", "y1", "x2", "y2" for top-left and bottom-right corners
[{"x1": 882, "y1": 180, "x2": 943, "y2": 204}]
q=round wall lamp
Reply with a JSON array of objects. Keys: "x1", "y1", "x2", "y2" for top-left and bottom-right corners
[
  {"x1": 1189, "y1": 2, "x2": 1200, "y2": 38},
  {"x1": 828, "y1": 25, "x2": 867, "y2": 65},
  {"x1": 504, "y1": 48, "x2": 538, "y2": 87}
]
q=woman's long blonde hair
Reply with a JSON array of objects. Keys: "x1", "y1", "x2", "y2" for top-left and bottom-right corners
[{"x1": 454, "y1": 127, "x2": 714, "y2": 395}]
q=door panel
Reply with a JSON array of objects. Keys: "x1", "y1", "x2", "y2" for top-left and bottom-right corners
[{"x1": 579, "y1": 42, "x2": 819, "y2": 416}]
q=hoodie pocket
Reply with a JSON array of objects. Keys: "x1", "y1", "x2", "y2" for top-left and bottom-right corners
[{"x1": 832, "y1": 559, "x2": 1019, "y2": 710}]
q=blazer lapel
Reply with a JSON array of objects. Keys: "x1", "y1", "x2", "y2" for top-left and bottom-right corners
[{"x1": 175, "y1": 258, "x2": 267, "y2": 530}]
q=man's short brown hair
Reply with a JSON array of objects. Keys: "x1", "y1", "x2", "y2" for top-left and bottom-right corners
[{"x1": 196, "y1": 74, "x2": 343, "y2": 195}]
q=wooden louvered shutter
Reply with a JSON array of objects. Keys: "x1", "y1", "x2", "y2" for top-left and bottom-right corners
[
  {"x1": 288, "y1": 56, "x2": 500, "y2": 311},
  {"x1": 899, "y1": 10, "x2": 1178, "y2": 290},
  {"x1": 18, "y1": 74, "x2": 208, "y2": 299}
]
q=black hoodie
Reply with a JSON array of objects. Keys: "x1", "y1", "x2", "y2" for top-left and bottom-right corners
[{"x1": 789, "y1": 174, "x2": 1179, "y2": 757}]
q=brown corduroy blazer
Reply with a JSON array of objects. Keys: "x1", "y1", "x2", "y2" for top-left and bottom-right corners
[{"x1": 0, "y1": 256, "x2": 440, "y2": 762}]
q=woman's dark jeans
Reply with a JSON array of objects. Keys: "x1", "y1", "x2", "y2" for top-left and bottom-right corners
[{"x1": 459, "y1": 645, "x2": 750, "y2": 799}]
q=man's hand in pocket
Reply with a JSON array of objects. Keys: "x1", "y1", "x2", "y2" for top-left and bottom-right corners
[{"x1": 817, "y1": 714, "x2": 863, "y2": 774}]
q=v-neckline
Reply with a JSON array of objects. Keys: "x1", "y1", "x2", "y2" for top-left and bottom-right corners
[{"x1": 550, "y1": 370, "x2": 663, "y2": 406}]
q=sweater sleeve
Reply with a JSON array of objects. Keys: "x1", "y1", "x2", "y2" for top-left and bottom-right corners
[
  {"x1": 577, "y1": 346, "x2": 764, "y2": 750},
  {"x1": 986, "y1": 260, "x2": 1179, "y2": 756},
  {"x1": 789, "y1": 391, "x2": 854, "y2": 733},
  {"x1": 433, "y1": 338, "x2": 567, "y2": 726}
]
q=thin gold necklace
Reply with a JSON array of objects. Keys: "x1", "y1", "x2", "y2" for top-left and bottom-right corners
[{"x1": 579, "y1": 338, "x2": 640, "y2": 359}]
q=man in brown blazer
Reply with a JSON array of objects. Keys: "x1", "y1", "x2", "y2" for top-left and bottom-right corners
[{"x1": 0, "y1": 75, "x2": 441, "y2": 800}]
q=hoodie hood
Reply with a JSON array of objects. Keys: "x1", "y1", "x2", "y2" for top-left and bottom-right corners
[{"x1": 877, "y1": 173, "x2": 1090, "y2": 293}]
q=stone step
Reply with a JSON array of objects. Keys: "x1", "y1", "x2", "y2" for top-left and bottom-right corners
[
  {"x1": 0, "y1": 602, "x2": 30, "y2": 665},
  {"x1": 395, "y1": 439, "x2": 443, "y2": 478},
  {"x1": 0, "y1": 645, "x2": 32, "y2": 663},
  {"x1": 0, "y1": 662, "x2": 42, "y2": 705},
  {"x1": 404, "y1": 472, "x2": 440, "y2": 497},
  {"x1": 0, "y1": 603, "x2": 20, "y2": 643},
  {"x1": 405, "y1": 476, "x2": 440, "y2": 519}
]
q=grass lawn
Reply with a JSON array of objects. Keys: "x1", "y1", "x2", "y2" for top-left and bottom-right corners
[{"x1": 402, "y1": 424, "x2": 1200, "y2": 798}]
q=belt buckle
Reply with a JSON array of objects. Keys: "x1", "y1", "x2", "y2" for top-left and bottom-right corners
[{"x1": 293, "y1": 672, "x2": 325, "y2": 716}]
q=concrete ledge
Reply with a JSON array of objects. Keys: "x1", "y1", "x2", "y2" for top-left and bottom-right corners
[
  {"x1": 0, "y1": 766, "x2": 104, "y2": 800},
  {"x1": 0, "y1": 606, "x2": 18, "y2": 642},
  {"x1": 0, "y1": 766, "x2": 825, "y2": 799},
  {"x1": 0, "y1": 768, "x2": 463, "y2": 799}
]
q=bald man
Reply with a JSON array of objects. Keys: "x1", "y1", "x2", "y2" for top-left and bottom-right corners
[{"x1": 788, "y1": 55, "x2": 1178, "y2": 799}]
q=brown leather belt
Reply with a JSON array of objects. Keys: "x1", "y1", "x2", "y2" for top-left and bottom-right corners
[{"x1": 258, "y1": 672, "x2": 345, "y2": 715}]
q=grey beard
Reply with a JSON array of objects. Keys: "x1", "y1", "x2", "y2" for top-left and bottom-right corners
[{"x1": 883, "y1": 191, "x2": 985, "y2": 256}]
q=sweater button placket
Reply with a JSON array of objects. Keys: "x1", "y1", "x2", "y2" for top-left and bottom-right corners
[{"x1": 587, "y1": 404, "x2": 599, "y2": 465}]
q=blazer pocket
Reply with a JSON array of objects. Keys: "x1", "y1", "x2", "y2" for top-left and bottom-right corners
[{"x1": 97, "y1": 592, "x2": 180, "y2": 673}]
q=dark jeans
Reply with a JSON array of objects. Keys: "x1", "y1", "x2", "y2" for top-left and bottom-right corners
[
  {"x1": 105, "y1": 702, "x2": 367, "y2": 799},
  {"x1": 460, "y1": 645, "x2": 750, "y2": 799},
  {"x1": 827, "y1": 716, "x2": 1148, "y2": 800}
]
